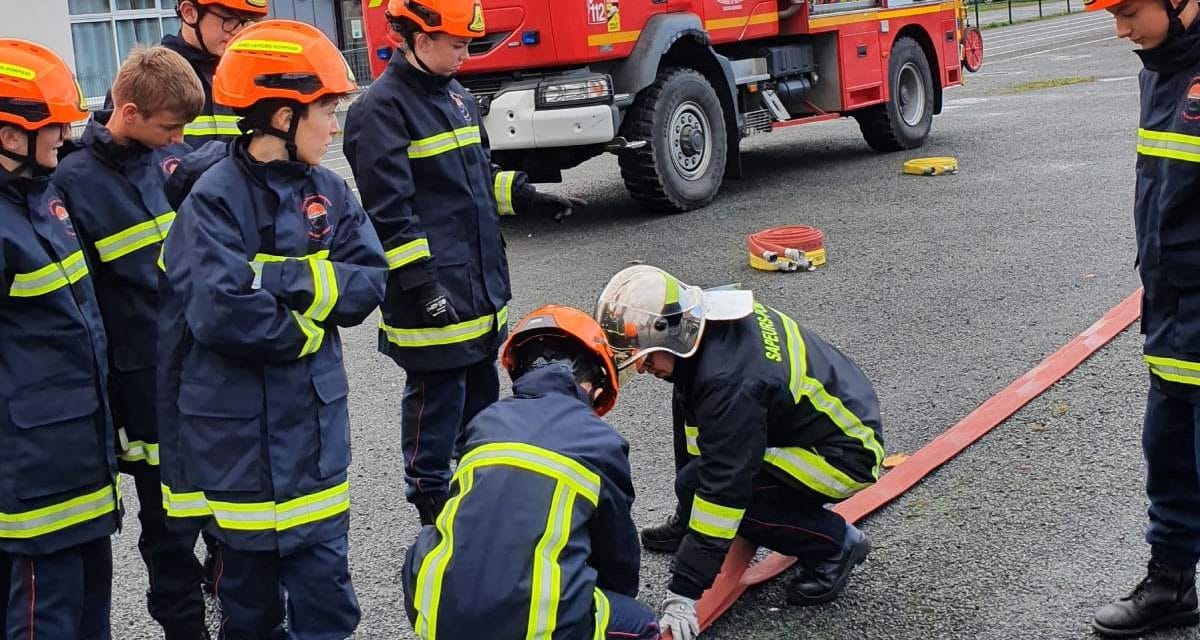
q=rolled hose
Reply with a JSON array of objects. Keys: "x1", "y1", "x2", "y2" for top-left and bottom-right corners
[{"x1": 747, "y1": 226, "x2": 826, "y2": 271}]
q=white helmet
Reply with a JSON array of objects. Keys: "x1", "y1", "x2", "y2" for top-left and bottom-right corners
[{"x1": 594, "y1": 265, "x2": 754, "y2": 381}]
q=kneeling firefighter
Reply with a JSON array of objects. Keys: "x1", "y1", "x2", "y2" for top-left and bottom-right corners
[{"x1": 594, "y1": 265, "x2": 885, "y2": 639}]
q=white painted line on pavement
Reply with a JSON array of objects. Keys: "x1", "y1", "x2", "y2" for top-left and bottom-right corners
[
  {"x1": 991, "y1": 35, "x2": 1117, "y2": 62},
  {"x1": 982, "y1": 13, "x2": 1110, "y2": 43},
  {"x1": 1099, "y1": 75, "x2": 1138, "y2": 82},
  {"x1": 986, "y1": 24, "x2": 1115, "y2": 54}
]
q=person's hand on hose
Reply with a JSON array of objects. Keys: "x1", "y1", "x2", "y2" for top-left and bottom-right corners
[
  {"x1": 659, "y1": 592, "x2": 699, "y2": 640},
  {"x1": 528, "y1": 191, "x2": 586, "y2": 223},
  {"x1": 413, "y1": 281, "x2": 460, "y2": 327}
]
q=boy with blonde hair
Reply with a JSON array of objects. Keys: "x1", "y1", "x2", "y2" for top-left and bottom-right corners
[{"x1": 54, "y1": 46, "x2": 210, "y2": 640}]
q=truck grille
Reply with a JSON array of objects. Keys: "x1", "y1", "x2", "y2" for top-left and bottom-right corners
[{"x1": 742, "y1": 109, "x2": 773, "y2": 136}]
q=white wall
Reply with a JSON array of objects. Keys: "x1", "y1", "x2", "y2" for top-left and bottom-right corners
[{"x1": 2, "y1": 3, "x2": 78, "y2": 72}]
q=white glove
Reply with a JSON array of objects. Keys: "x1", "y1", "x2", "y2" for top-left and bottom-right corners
[
  {"x1": 249, "y1": 261, "x2": 264, "y2": 290},
  {"x1": 659, "y1": 592, "x2": 699, "y2": 640}
]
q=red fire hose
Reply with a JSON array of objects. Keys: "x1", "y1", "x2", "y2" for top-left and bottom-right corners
[{"x1": 747, "y1": 226, "x2": 827, "y2": 271}]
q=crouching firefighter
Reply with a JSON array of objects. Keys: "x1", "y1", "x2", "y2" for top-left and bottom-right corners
[
  {"x1": 594, "y1": 265, "x2": 885, "y2": 640},
  {"x1": 344, "y1": 0, "x2": 585, "y2": 526},
  {"x1": 158, "y1": 20, "x2": 387, "y2": 639},
  {"x1": 0, "y1": 39, "x2": 122, "y2": 639},
  {"x1": 402, "y1": 305, "x2": 660, "y2": 640}
]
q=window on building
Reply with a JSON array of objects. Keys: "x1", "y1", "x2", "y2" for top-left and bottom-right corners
[{"x1": 68, "y1": 0, "x2": 180, "y2": 101}]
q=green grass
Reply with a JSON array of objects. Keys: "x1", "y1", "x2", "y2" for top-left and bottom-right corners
[{"x1": 1009, "y1": 76, "x2": 1096, "y2": 92}]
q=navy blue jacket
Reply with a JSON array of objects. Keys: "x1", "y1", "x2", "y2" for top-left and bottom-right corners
[
  {"x1": 403, "y1": 365, "x2": 640, "y2": 640},
  {"x1": 54, "y1": 113, "x2": 190, "y2": 470},
  {"x1": 668, "y1": 302, "x2": 885, "y2": 599},
  {"x1": 1134, "y1": 19, "x2": 1200, "y2": 396},
  {"x1": 161, "y1": 34, "x2": 240, "y2": 146},
  {"x1": 0, "y1": 169, "x2": 120, "y2": 555},
  {"x1": 159, "y1": 140, "x2": 387, "y2": 554},
  {"x1": 344, "y1": 55, "x2": 535, "y2": 372}
]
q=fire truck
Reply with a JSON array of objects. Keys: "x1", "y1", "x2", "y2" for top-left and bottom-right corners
[{"x1": 361, "y1": 0, "x2": 983, "y2": 212}]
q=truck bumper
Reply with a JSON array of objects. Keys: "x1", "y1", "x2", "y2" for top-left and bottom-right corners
[{"x1": 483, "y1": 89, "x2": 616, "y2": 151}]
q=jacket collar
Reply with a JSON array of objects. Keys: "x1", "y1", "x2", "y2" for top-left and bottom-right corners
[
  {"x1": 232, "y1": 137, "x2": 310, "y2": 189},
  {"x1": 512, "y1": 364, "x2": 594, "y2": 407},
  {"x1": 1137, "y1": 15, "x2": 1200, "y2": 73},
  {"x1": 82, "y1": 111, "x2": 152, "y2": 169},
  {"x1": 0, "y1": 168, "x2": 50, "y2": 208},
  {"x1": 388, "y1": 54, "x2": 454, "y2": 93},
  {"x1": 161, "y1": 33, "x2": 218, "y2": 74}
]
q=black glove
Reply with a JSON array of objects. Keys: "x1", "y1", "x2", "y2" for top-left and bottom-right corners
[
  {"x1": 527, "y1": 192, "x2": 587, "y2": 223},
  {"x1": 413, "y1": 281, "x2": 460, "y2": 327}
]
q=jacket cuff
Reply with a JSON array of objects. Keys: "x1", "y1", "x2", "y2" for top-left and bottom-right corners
[
  {"x1": 667, "y1": 571, "x2": 705, "y2": 600},
  {"x1": 260, "y1": 261, "x2": 286, "y2": 298}
]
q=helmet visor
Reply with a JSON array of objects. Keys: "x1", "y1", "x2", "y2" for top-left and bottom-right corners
[{"x1": 595, "y1": 265, "x2": 706, "y2": 377}]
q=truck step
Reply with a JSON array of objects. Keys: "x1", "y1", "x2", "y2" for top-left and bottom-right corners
[{"x1": 760, "y1": 89, "x2": 792, "y2": 122}]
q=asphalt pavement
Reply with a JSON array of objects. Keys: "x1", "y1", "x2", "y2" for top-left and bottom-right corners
[{"x1": 107, "y1": 13, "x2": 1178, "y2": 639}]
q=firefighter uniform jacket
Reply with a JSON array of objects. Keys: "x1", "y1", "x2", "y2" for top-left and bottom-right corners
[
  {"x1": 0, "y1": 169, "x2": 120, "y2": 556},
  {"x1": 54, "y1": 113, "x2": 190, "y2": 470},
  {"x1": 1134, "y1": 19, "x2": 1200, "y2": 395},
  {"x1": 344, "y1": 55, "x2": 535, "y2": 372},
  {"x1": 667, "y1": 303, "x2": 885, "y2": 599},
  {"x1": 158, "y1": 141, "x2": 387, "y2": 554},
  {"x1": 404, "y1": 365, "x2": 640, "y2": 640},
  {"x1": 161, "y1": 34, "x2": 240, "y2": 146}
]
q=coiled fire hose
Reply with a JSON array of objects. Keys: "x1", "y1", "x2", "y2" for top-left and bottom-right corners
[{"x1": 747, "y1": 226, "x2": 826, "y2": 272}]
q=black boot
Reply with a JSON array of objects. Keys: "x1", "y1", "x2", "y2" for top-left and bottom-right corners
[
  {"x1": 640, "y1": 514, "x2": 688, "y2": 553},
  {"x1": 1093, "y1": 560, "x2": 1200, "y2": 637},
  {"x1": 164, "y1": 625, "x2": 211, "y2": 640},
  {"x1": 787, "y1": 524, "x2": 870, "y2": 606}
]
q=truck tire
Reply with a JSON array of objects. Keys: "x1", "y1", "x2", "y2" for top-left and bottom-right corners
[
  {"x1": 619, "y1": 67, "x2": 727, "y2": 213},
  {"x1": 855, "y1": 37, "x2": 934, "y2": 152}
]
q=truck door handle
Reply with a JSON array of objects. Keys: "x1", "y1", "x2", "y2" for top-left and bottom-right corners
[{"x1": 857, "y1": 44, "x2": 868, "y2": 57}]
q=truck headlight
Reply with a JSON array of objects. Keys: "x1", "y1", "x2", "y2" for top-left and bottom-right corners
[{"x1": 536, "y1": 76, "x2": 613, "y2": 109}]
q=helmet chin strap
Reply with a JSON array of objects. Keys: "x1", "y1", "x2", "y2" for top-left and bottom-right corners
[
  {"x1": 180, "y1": 3, "x2": 218, "y2": 57},
  {"x1": 0, "y1": 129, "x2": 40, "y2": 175},
  {"x1": 242, "y1": 104, "x2": 306, "y2": 162},
  {"x1": 1164, "y1": 0, "x2": 1191, "y2": 37}
]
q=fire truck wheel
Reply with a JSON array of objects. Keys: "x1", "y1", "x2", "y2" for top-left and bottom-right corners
[
  {"x1": 619, "y1": 67, "x2": 727, "y2": 213},
  {"x1": 855, "y1": 36, "x2": 934, "y2": 152}
]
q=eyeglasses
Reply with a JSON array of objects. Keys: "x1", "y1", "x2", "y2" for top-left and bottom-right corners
[{"x1": 204, "y1": 6, "x2": 261, "y2": 34}]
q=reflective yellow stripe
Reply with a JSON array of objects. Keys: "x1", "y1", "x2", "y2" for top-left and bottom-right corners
[
  {"x1": 689, "y1": 495, "x2": 744, "y2": 540},
  {"x1": 157, "y1": 242, "x2": 167, "y2": 273},
  {"x1": 527, "y1": 482, "x2": 574, "y2": 639},
  {"x1": 94, "y1": 211, "x2": 175, "y2": 263},
  {"x1": 292, "y1": 311, "x2": 325, "y2": 358},
  {"x1": 0, "y1": 483, "x2": 119, "y2": 539},
  {"x1": 592, "y1": 588, "x2": 611, "y2": 640},
  {"x1": 1138, "y1": 128, "x2": 1200, "y2": 163},
  {"x1": 776, "y1": 306, "x2": 885, "y2": 477},
  {"x1": 1146, "y1": 355, "x2": 1200, "y2": 386},
  {"x1": 459, "y1": 442, "x2": 601, "y2": 505},
  {"x1": 407, "y1": 126, "x2": 482, "y2": 159},
  {"x1": 162, "y1": 481, "x2": 350, "y2": 531},
  {"x1": 386, "y1": 238, "x2": 431, "y2": 270},
  {"x1": 251, "y1": 250, "x2": 331, "y2": 263},
  {"x1": 494, "y1": 171, "x2": 517, "y2": 216},
  {"x1": 10, "y1": 250, "x2": 89, "y2": 297},
  {"x1": 684, "y1": 424, "x2": 700, "y2": 456},
  {"x1": 414, "y1": 467, "x2": 475, "y2": 639},
  {"x1": 119, "y1": 441, "x2": 161, "y2": 467},
  {"x1": 763, "y1": 446, "x2": 871, "y2": 499},
  {"x1": 303, "y1": 258, "x2": 338, "y2": 322},
  {"x1": 185, "y1": 114, "x2": 241, "y2": 137},
  {"x1": 380, "y1": 306, "x2": 509, "y2": 349}
]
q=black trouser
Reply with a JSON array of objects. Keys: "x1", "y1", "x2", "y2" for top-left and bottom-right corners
[
  {"x1": 400, "y1": 357, "x2": 500, "y2": 516},
  {"x1": 5, "y1": 537, "x2": 112, "y2": 640},
  {"x1": 128, "y1": 464, "x2": 208, "y2": 634},
  {"x1": 674, "y1": 460, "x2": 848, "y2": 565},
  {"x1": 1144, "y1": 382, "x2": 1200, "y2": 568}
]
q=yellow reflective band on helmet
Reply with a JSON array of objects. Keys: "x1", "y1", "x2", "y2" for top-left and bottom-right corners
[
  {"x1": 0, "y1": 62, "x2": 36, "y2": 81},
  {"x1": 292, "y1": 311, "x2": 325, "y2": 358},
  {"x1": 9, "y1": 250, "x2": 89, "y2": 298},
  {"x1": 380, "y1": 306, "x2": 509, "y2": 348},
  {"x1": 1146, "y1": 355, "x2": 1200, "y2": 386},
  {"x1": 684, "y1": 425, "x2": 700, "y2": 456},
  {"x1": 777, "y1": 307, "x2": 885, "y2": 478},
  {"x1": 303, "y1": 258, "x2": 339, "y2": 322},
  {"x1": 94, "y1": 211, "x2": 175, "y2": 263},
  {"x1": 663, "y1": 272, "x2": 680, "y2": 307},
  {"x1": 414, "y1": 467, "x2": 475, "y2": 640},
  {"x1": 230, "y1": 39, "x2": 304, "y2": 54},
  {"x1": 407, "y1": 126, "x2": 482, "y2": 159},
  {"x1": 119, "y1": 441, "x2": 161, "y2": 467},
  {"x1": 494, "y1": 171, "x2": 517, "y2": 216},
  {"x1": 763, "y1": 447, "x2": 871, "y2": 499},
  {"x1": 592, "y1": 588, "x2": 611, "y2": 640},
  {"x1": 162, "y1": 482, "x2": 350, "y2": 531},
  {"x1": 385, "y1": 238, "x2": 431, "y2": 270},
  {"x1": 185, "y1": 114, "x2": 241, "y2": 137},
  {"x1": 1137, "y1": 128, "x2": 1200, "y2": 164},
  {"x1": 459, "y1": 442, "x2": 601, "y2": 506},
  {"x1": 0, "y1": 483, "x2": 119, "y2": 540},
  {"x1": 689, "y1": 495, "x2": 744, "y2": 540}
]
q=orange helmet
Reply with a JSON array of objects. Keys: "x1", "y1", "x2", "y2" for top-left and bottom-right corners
[
  {"x1": 501, "y1": 305, "x2": 622, "y2": 417},
  {"x1": 1083, "y1": 0, "x2": 1123, "y2": 11},
  {"x1": 214, "y1": 20, "x2": 358, "y2": 109},
  {"x1": 387, "y1": 0, "x2": 486, "y2": 38},
  {"x1": 0, "y1": 39, "x2": 87, "y2": 131},
  {"x1": 192, "y1": 0, "x2": 270, "y2": 16}
]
